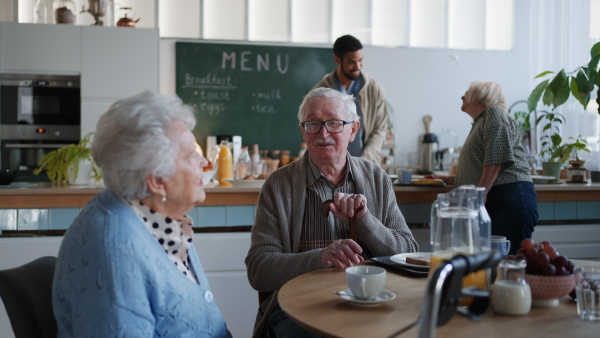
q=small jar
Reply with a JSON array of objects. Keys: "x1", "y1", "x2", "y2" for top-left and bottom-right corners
[
  {"x1": 491, "y1": 258, "x2": 531, "y2": 315},
  {"x1": 53, "y1": 0, "x2": 77, "y2": 24},
  {"x1": 280, "y1": 150, "x2": 291, "y2": 167}
]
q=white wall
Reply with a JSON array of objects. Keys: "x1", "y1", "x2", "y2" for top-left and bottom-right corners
[{"x1": 158, "y1": 1, "x2": 533, "y2": 166}]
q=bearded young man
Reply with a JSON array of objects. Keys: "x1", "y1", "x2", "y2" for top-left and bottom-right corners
[{"x1": 313, "y1": 35, "x2": 389, "y2": 164}]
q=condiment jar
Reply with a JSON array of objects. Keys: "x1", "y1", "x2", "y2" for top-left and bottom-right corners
[
  {"x1": 491, "y1": 258, "x2": 531, "y2": 315},
  {"x1": 280, "y1": 150, "x2": 291, "y2": 167}
]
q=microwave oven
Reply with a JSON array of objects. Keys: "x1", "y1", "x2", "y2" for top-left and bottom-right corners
[
  {"x1": 0, "y1": 74, "x2": 81, "y2": 180},
  {"x1": 0, "y1": 73, "x2": 80, "y2": 126}
]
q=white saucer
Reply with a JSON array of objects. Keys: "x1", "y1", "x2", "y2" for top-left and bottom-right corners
[{"x1": 334, "y1": 289, "x2": 396, "y2": 307}]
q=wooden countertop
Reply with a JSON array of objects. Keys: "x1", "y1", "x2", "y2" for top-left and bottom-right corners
[{"x1": 0, "y1": 180, "x2": 599, "y2": 208}]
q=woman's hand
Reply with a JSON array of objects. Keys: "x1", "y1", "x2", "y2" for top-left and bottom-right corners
[{"x1": 320, "y1": 239, "x2": 364, "y2": 269}]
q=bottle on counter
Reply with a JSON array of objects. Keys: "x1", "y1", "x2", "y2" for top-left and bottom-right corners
[
  {"x1": 34, "y1": 0, "x2": 48, "y2": 24},
  {"x1": 217, "y1": 138, "x2": 233, "y2": 185},
  {"x1": 235, "y1": 146, "x2": 251, "y2": 180},
  {"x1": 251, "y1": 144, "x2": 261, "y2": 176}
]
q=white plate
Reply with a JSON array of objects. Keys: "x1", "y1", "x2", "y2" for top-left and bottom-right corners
[
  {"x1": 334, "y1": 289, "x2": 396, "y2": 307},
  {"x1": 531, "y1": 175, "x2": 558, "y2": 184},
  {"x1": 390, "y1": 252, "x2": 431, "y2": 270},
  {"x1": 222, "y1": 179, "x2": 265, "y2": 187}
]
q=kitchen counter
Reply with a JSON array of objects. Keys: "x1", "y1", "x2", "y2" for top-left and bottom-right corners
[{"x1": 0, "y1": 180, "x2": 599, "y2": 208}]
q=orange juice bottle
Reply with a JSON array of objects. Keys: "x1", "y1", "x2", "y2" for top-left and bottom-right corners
[
  {"x1": 218, "y1": 139, "x2": 233, "y2": 186},
  {"x1": 430, "y1": 250, "x2": 487, "y2": 306}
]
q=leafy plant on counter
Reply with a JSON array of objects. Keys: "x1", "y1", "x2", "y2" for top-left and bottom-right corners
[
  {"x1": 536, "y1": 110, "x2": 570, "y2": 164},
  {"x1": 33, "y1": 133, "x2": 102, "y2": 183},
  {"x1": 528, "y1": 41, "x2": 600, "y2": 115},
  {"x1": 536, "y1": 110, "x2": 591, "y2": 164}
]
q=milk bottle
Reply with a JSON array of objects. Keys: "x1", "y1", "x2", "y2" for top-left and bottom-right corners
[{"x1": 492, "y1": 258, "x2": 532, "y2": 315}]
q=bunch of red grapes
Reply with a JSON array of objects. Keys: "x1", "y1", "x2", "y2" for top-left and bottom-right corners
[{"x1": 512, "y1": 238, "x2": 574, "y2": 276}]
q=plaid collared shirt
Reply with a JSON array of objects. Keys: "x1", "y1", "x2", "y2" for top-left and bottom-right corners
[{"x1": 299, "y1": 154, "x2": 356, "y2": 252}]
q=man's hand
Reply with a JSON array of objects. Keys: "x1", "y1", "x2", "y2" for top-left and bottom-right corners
[
  {"x1": 329, "y1": 192, "x2": 368, "y2": 224},
  {"x1": 320, "y1": 239, "x2": 364, "y2": 269}
]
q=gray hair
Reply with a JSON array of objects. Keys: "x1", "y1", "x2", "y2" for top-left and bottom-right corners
[
  {"x1": 92, "y1": 91, "x2": 196, "y2": 200},
  {"x1": 465, "y1": 81, "x2": 507, "y2": 109},
  {"x1": 297, "y1": 87, "x2": 359, "y2": 122}
]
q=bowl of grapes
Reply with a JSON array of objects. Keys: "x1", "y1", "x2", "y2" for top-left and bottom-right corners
[{"x1": 519, "y1": 238, "x2": 576, "y2": 307}]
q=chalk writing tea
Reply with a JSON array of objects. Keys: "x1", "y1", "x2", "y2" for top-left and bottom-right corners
[{"x1": 252, "y1": 104, "x2": 277, "y2": 114}]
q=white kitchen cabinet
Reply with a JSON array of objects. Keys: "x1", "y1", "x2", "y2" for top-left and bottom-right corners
[
  {"x1": 81, "y1": 26, "x2": 158, "y2": 98},
  {"x1": 81, "y1": 99, "x2": 114, "y2": 137},
  {"x1": 0, "y1": 22, "x2": 80, "y2": 74}
]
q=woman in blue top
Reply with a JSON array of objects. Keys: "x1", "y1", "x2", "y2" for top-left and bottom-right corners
[{"x1": 52, "y1": 91, "x2": 231, "y2": 337}]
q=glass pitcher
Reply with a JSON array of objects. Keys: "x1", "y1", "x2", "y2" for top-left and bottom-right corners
[{"x1": 430, "y1": 186, "x2": 485, "y2": 305}]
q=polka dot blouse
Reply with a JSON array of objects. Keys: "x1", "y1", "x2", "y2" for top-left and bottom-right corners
[{"x1": 127, "y1": 200, "x2": 198, "y2": 284}]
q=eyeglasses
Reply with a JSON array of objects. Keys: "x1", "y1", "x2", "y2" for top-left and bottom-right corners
[{"x1": 300, "y1": 120, "x2": 353, "y2": 134}]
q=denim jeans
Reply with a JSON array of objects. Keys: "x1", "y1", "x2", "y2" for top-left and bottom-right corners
[
  {"x1": 270, "y1": 305, "x2": 322, "y2": 338},
  {"x1": 485, "y1": 181, "x2": 538, "y2": 255}
]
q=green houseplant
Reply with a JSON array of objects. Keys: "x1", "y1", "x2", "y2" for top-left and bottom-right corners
[
  {"x1": 536, "y1": 110, "x2": 590, "y2": 180},
  {"x1": 33, "y1": 133, "x2": 102, "y2": 184},
  {"x1": 528, "y1": 41, "x2": 600, "y2": 115}
]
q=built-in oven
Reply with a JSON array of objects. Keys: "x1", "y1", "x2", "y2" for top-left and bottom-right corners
[{"x1": 0, "y1": 74, "x2": 81, "y2": 181}]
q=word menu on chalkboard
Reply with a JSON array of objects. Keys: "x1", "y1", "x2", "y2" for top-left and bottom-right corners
[{"x1": 176, "y1": 42, "x2": 335, "y2": 153}]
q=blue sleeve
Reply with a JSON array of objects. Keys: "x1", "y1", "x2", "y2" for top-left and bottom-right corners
[{"x1": 54, "y1": 208, "x2": 156, "y2": 337}]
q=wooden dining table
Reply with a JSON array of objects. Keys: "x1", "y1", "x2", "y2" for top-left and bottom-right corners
[{"x1": 278, "y1": 259, "x2": 600, "y2": 338}]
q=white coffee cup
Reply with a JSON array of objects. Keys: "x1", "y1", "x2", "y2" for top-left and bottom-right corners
[
  {"x1": 491, "y1": 235, "x2": 511, "y2": 256},
  {"x1": 345, "y1": 265, "x2": 386, "y2": 300}
]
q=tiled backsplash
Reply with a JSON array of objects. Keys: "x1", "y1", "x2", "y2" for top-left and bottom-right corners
[
  {"x1": 0, "y1": 205, "x2": 258, "y2": 230},
  {"x1": 0, "y1": 202, "x2": 597, "y2": 231}
]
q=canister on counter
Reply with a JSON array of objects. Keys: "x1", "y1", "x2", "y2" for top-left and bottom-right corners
[
  {"x1": 280, "y1": 150, "x2": 290, "y2": 167},
  {"x1": 397, "y1": 168, "x2": 413, "y2": 184}
]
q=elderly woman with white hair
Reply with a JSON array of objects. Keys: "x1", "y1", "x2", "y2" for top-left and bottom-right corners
[
  {"x1": 437, "y1": 81, "x2": 538, "y2": 255},
  {"x1": 52, "y1": 91, "x2": 231, "y2": 337}
]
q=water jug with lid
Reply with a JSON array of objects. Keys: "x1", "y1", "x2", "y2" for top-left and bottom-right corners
[
  {"x1": 419, "y1": 115, "x2": 438, "y2": 174},
  {"x1": 429, "y1": 186, "x2": 487, "y2": 305}
]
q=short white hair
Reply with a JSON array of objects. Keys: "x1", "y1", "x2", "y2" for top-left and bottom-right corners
[
  {"x1": 92, "y1": 91, "x2": 196, "y2": 200},
  {"x1": 297, "y1": 87, "x2": 359, "y2": 122},
  {"x1": 465, "y1": 81, "x2": 507, "y2": 109}
]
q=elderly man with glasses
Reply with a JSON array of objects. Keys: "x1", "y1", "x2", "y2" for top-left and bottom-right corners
[{"x1": 245, "y1": 87, "x2": 418, "y2": 338}]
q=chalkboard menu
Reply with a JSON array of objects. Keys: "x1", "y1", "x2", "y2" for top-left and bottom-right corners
[{"x1": 175, "y1": 42, "x2": 335, "y2": 153}]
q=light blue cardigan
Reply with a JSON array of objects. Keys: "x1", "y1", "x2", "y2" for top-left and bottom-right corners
[{"x1": 52, "y1": 190, "x2": 230, "y2": 337}]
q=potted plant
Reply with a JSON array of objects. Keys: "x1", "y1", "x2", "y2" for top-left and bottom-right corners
[
  {"x1": 528, "y1": 41, "x2": 600, "y2": 115},
  {"x1": 535, "y1": 110, "x2": 570, "y2": 180},
  {"x1": 33, "y1": 133, "x2": 102, "y2": 184}
]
